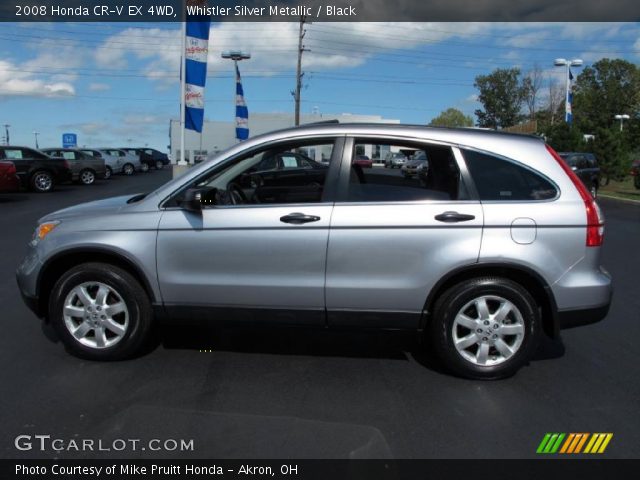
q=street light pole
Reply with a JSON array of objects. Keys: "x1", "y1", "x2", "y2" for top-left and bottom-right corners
[
  {"x1": 614, "y1": 114, "x2": 630, "y2": 132},
  {"x1": 3, "y1": 124, "x2": 10, "y2": 145},
  {"x1": 33, "y1": 131, "x2": 39, "y2": 149},
  {"x1": 554, "y1": 58, "x2": 583, "y2": 123}
]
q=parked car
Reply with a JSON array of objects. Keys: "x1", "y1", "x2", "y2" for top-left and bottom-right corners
[
  {"x1": 0, "y1": 146, "x2": 71, "y2": 192},
  {"x1": 78, "y1": 149, "x2": 121, "y2": 179},
  {"x1": 630, "y1": 159, "x2": 640, "y2": 190},
  {"x1": 16, "y1": 124, "x2": 611, "y2": 379},
  {"x1": 99, "y1": 149, "x2": 145, "y2": 175},
  {"x1": 384, "y1": 151, "x2": 407, "y2": 168},
  {"x1": 401, "y1": 158, "x2": 429, "y2": 178},
  {"x1": 41, "y1": 148, "x2": 106, "y2": 186},
  {"x1": 118, "y1": 148, "x2": 158, "y2": 172},
  {"x1": 137, "y1": 148, "x2": 170, "y2": 170},
  {"x1": 0, "y1": 161, "x2": 20, "y2": 193},
  {"x1": 557, "y1": 152, "x2": 600, "y2": 198},
  {"x1": 353, "y1": 154, "x2": 373, "y2": 168}
]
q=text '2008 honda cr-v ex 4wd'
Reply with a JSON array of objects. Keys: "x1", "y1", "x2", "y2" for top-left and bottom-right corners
[{"x1": 16, "y1": 124, "x2": 612, "y2": 379}]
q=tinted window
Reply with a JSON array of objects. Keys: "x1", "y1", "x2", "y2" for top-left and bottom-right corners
[
  {"x1": 172, "y1": 140, "x2": 335, "y2": 207},
  {"x1": 463, "y1": 149, "x2": 557, "y2": 201},
  {"x1": 345, "y1": 141, "x2": 466, "y2": 202}
]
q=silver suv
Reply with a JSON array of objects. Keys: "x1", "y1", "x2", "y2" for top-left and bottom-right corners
[{"x1": 16, "y1": 124, "x2": 612, "y2": 379}]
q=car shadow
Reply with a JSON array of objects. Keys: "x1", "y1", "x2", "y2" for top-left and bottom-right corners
[{"x1": 158, "y1": 324, "x2": 413, "y2": 361}]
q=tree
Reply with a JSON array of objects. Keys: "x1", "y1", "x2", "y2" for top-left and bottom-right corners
[
  {"x1": 522, "y1": 64, "x2": 544, "y2": 121},
  {"x1": 572, "y1": 58, "x2": 640, "y2": 134},
  {"x1": 429, "y1": 108, "x2": 474, "y2": 128},
  {"x1": 544, "y1": 122, "x2": 584, "y2": 152},
  {"x1": 474, "y1": 68, "x2": 524, "y2": 129}
]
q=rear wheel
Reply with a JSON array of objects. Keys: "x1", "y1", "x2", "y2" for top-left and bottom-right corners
[
  {"x1": 30, "y1": 170, "x2": 54, "y2": 193},
  {"x1": 49, "y1": 263, "x2": 153, "y2": 360},
  {"x1": 429, "y1": 277, "x2": 541, "y2": 380},
  {"x1": 122, "y1": 163, "x2": 134, "y2": 176},
  {"x1": 104, "y1": 166, "x2": 112, "y2": 179},
  {"x1": 79, "y1": 169, "x2": 96, "y2": 185},
  {"x1": 140, "y1": 163, "x2": 150, "y2": 173},
  {"x1": 155, "y1": 160, "x2": 164, "y2": 170}
]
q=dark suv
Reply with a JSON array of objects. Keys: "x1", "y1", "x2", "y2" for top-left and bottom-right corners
[
  {"x1": 558, "y1": 152, "x2": 600, "y2": 198},
  {"x1": 0, "y1": 146, "x2": 71, "y2": 192}
]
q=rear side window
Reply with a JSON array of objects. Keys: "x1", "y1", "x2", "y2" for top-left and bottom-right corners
[{"x1": 463, "y1": 149, "x2": 557, "y2": 201}]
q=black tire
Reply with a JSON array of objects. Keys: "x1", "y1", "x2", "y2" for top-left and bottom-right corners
[
  {"x1": 30, "y1": 170, "x2": 54, "y2": 193},
  {"x1": 155, "y1": 160, "x2": 164, "y2": 170},
  {"x1": 141, "y1": 162, "x2": 150, "y2": 173},
  {"x1": 49, "y1": 262, "x2": 153, "y2": 360},
  {"x1": 122, "y1": 163, "x2": 134, "y2": 176},
  {"x1": 104, "y1": 166, "x2": 112, "y2": 180},
  {"x1": 428, "y1": 277, "x2": 541, "y2": 380},
  {"x1": 79, "y1": 169, "x2": 96, "y2": 185}
]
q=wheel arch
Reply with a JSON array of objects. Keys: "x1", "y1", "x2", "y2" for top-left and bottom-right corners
[
  {"x1": 37, "y1": 247, "x2": 157, "y2": 319},
  {"x1": 422, "y1": 263, "x2": 559, "y2": 338}
]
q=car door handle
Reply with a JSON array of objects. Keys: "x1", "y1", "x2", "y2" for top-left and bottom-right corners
[
  {"x1": 280, "y1": 212, "x2": 321, "y2": 224},
  {"x1": 435, "y1": 211, "x2": 476, "y2": 223}
]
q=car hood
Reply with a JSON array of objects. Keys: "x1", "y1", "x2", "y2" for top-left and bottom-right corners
[{"x1": 39, "y1": 194, "x2": 138, "y2": 223}]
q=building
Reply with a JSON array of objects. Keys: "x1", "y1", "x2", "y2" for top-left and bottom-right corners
[{"x1": 169, "y1": 112, "x2": 400, "y2": 163}]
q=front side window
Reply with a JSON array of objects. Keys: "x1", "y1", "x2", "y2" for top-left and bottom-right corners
[
  {"x1": 344, "y1": 140, "x2": 466, "y2": 202},
  {"x1": 169, "y1": 139, "x2": 335, "y2": 207},
  {"x1": 463, "y1": 149, "x2": 557, "y2": 201}
]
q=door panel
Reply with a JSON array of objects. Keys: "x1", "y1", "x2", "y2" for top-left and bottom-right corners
[{"x1": 157, "y1": 205, "x2": 333, "y2": 325}]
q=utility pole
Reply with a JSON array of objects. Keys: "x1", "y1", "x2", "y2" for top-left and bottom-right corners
[
  {"x1": 294, "y1": 16, "x2": 307, "y2": 126},
  {"x1": 3, "y1": 124, "x2": 9, "y2": 145}
]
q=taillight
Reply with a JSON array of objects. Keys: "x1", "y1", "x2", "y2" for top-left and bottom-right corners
[{"x1": 546, "y1": 144, "x2": 604, "y2": 247}]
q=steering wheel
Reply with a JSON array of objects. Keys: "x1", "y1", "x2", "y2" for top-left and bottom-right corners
[{"x1": 227, "y1": 183, "x2": 248, "y2": 205}]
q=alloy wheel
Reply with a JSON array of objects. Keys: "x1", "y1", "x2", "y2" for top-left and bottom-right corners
[
  {"x1": 34, "y1": 173, "x2": 53, "y2": 192},
  {"x1": 62, "y1": 282, "x2": 129, "y2": 349},
  {"x1": 451, "y1": 295, "x2": 525, "y2": 367},
  {"x1": 80, "y1": 170, "x2": 95, "y2": 185}
]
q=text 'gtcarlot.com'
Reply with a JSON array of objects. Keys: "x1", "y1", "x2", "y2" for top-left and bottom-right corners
[{"x1": 14, "y1": 434, "x2": 194, "y2": 452}]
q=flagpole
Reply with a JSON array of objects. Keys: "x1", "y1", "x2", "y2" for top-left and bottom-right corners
[{"x1": 179, "y1": 4, "x2": 186, "y2": 165}]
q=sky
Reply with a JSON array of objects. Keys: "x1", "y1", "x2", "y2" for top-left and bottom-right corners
[{"x1": 0, "y1": 21, "x2": 639, "y2": 151}]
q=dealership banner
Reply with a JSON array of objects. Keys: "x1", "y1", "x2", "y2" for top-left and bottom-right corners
[{"x1": 184, "y1": 13, "x2": 211, "y2": 133}]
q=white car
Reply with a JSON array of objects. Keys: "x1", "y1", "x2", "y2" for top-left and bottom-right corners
[{"x1": 98, "y1": 149, "x2": 146, "y2": 175}]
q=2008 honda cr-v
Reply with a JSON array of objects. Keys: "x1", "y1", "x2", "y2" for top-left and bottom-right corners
[{"x1": 16, "y1": 124, "x2": 612, "y2": 379}]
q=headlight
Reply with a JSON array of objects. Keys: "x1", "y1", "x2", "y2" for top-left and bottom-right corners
[{"x1": 32, "y1": 221, "x2": 61, "y2": 244}]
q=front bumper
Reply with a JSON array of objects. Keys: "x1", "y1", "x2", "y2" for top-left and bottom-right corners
[{"x1": 16, "y1": 244, "x2": 44, "y2": 318}]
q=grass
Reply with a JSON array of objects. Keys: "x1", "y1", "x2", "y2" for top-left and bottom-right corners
[{"x1": 600, "y1": 176, "x2": 640, "y2": 202}]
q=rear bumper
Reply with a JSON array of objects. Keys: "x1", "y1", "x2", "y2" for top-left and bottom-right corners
[{"x1": 557, "y1": 301, "x2": 611, "y2": 330}]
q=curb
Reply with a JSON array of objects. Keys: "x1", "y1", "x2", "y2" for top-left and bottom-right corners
[{"x1": 598, "y1": 194, "x2": 640, "y2": 205}]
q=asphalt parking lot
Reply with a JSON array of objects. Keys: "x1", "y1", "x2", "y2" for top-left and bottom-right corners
[{"x1": 1, "y1": 169, "x2": 639, "y2": 459}]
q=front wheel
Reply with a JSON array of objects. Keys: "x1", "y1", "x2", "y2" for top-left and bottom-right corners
[
  {"x1": 49, "y1": 263, "x2": 153, "y2": 360},
  {"x1": 429, "y1": 277, "x2": 541, "y2": 380},
  {"x1": 122, "y1": 163, "x2": 134, "y2": 176},
  {"x1": 140, "y1": 163, "x2": 150, "y2": 173},
  {"x1": 155, "y1": 160, "x2": 164, "y2": 170}
]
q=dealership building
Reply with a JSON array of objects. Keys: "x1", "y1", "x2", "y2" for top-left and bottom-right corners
[{"x1": 168, "y1": 112, "x2": 400, "y2": 163}]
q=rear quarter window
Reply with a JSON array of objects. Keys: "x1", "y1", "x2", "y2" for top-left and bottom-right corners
[{"x1": 463, "y1": 149, "x2": 557, "y2": 201}]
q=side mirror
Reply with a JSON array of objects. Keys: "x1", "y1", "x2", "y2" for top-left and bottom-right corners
[{"x1": 179, "y1": 188, "x2": 204, "y2": 212}]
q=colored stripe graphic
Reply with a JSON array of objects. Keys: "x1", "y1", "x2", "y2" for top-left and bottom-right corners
[{"x1": 537, "y1": 433, "x2": 613, "y2": 454}]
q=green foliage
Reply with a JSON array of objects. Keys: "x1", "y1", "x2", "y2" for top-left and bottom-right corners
[
  {"x1": 585, "y1": 128, "x2": 629, "y2": 181},
  {"x1": 474, "y1": 68, "x2": 524, "y2": 129},
  {"x1": 429, "y1": 108, "x2": 474, "y2": 128},
  {"x1": 573, "y1": 59, "x2": 640, "y2": 135},
  {"x1": 544, "y1": 123, "x2": 584, "y2": 152}
]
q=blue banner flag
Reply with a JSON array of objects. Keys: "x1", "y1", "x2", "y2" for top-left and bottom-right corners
[
  {"x1": 235, "y1": 64, "x2": 249, "y2": 141},
  {"x1": 184, "y1": 19, "x2": 210, "y2": 132},
  {"x1": 566, "y1": 68, "x2": 574, "y2": 124}
]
